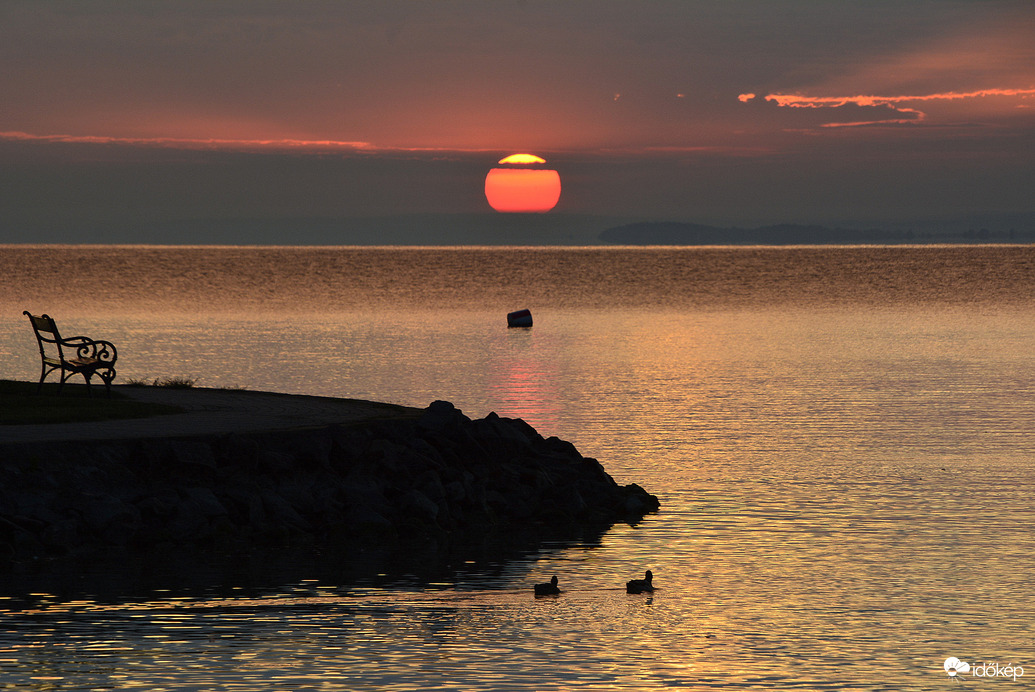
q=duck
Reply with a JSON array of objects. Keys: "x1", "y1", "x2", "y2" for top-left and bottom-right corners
[
  {"x1": 626, "y1": 570, "x2": 654, "y2": 594},
  {"x1": 534, "y1": 575, "x2": 560, "y2": 596}
]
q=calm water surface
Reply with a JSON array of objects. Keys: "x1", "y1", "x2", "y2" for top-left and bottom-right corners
[{"x1": 1, "y1": 246, "x2": 1033, "y2": 690}]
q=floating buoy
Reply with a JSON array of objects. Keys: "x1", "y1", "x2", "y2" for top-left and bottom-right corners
[{"x1": 507, "y1": 309, "x2": 533, "y2": 328}]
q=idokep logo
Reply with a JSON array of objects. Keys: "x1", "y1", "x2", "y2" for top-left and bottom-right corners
[
  {"x1": 945, "y1": 657, "x2": 970, "y2": 680},
  {"x1": 944, "y1": 656, "x2": 1025, "y2": 682}
]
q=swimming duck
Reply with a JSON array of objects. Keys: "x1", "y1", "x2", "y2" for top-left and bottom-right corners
[
  {"x1": 534, "y1": 575, "x2": 560, "y2": 596},
  {"x1": 626, "y1": 570, "x2": 654, "y2": 594}
]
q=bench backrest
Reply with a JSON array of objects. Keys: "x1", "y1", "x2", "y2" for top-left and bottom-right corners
[{"x1": 24, "y1": 311, "x2": 66, "y2": 361}]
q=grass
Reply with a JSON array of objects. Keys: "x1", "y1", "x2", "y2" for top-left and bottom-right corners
[
  {"x1": 123, "y1": 375, "x2": 198, "y2": 388},
  {"x1": 0, "y1": 379, "x2": 186, "y2": 425}
]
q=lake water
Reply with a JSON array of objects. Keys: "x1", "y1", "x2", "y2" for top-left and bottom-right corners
[{"x1": 1, "y1": 245, "x2": 1034, "y2": 690}]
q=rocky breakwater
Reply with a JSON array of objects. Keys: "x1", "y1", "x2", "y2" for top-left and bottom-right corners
[{"x1": 0, "y1": 400, "x2": 659, "y2": 561}]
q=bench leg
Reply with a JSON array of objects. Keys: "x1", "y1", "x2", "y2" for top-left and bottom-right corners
[
  {"x1": 100, "y1": 369, "x2": 115, "y2": 397},
  {"x1": 78, "y1": 371, "x2": 96, "y2": 397}
]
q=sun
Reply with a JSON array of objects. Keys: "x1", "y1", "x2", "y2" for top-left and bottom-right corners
[
  {"x1": 484, "y1": 153, "x2": 561, "y2": 213},
  {"x1": 498, "y1": 153, "x2": 547, "y2": 165}
]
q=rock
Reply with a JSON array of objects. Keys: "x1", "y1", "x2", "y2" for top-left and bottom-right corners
[
  {"x1": 418, "y1": 400, "x2": 469, "y2": 431},
  {"x1": 260, "y1": 491, "x2": 311, "y2": 533},
  {"x1": 184, "y1": 487, "x2": 228, "y2": 516},
  {"x1": 0, "y1": 399, "x2": 659, "y2": 562},
  {"x1": 343, "y1": 504, "x2": 395, "y2": 537},
  {"x1": 78, "y1": 494, "x2": 139, "y2": 544},
  {"x1": 402, "y1": 488, "x2": 440, "y2": 523}
]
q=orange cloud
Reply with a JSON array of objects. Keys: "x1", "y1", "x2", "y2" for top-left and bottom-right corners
[
  {"x1": 762, "y1": 87, "x2": 1035, "y2": 108},
  {"x1": 0, "y1": 130, "x2": 585, "y2": 159},
  {"x1": 740, "y1": 87, "x2": 1035, "y2": 128},
  {"x1": 0, "y1": 130, "x2": 379, "y2": 153}
]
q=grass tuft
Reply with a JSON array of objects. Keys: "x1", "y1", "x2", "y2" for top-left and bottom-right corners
[
  {"x1": 155, "y1": 376, "x2": 197, "y2": 389},
  {"x1": 124, "y1": 376, "x2": 198, "y2": 388}
]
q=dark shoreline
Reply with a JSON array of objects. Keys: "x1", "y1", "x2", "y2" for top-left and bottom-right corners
[{"x1": 0, "y1": 399, "x2": 658, "y2": 596}]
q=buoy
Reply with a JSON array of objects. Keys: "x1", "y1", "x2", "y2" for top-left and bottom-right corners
[{"x1": 507, "y1": 309, "x2": 533, "y2": 328}]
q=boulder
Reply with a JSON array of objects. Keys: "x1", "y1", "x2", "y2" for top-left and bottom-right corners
[{"x1": 0, "y1": 400, "x2": 659, "y2": 562}]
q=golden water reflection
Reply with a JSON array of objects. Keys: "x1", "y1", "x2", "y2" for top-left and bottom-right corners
[{"x1": 3, "y1": 248, "x2": 1035, "y2": 689}]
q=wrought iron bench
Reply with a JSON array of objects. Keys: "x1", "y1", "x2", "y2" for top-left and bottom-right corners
[{"x1": 23, "y1": 311, "x2": 118, "y2": 396}]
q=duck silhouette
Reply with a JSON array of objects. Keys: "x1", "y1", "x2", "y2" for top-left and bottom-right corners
[
  {"x1": 534, "y1": 575, "x2": 560, "y2": 596},
  {"x1": 626, "y1": 570, "x2": 654, "y2": 594}
]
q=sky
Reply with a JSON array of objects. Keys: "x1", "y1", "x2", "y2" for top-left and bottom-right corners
[{"x1": 1, "y1": 1, "x2": 1033, "y2": 243}]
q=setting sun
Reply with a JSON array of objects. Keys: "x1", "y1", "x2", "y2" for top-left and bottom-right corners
[
  {"x1": 498, "y1": 153, "x2": 547, "y2": 165},
  {"x1": 484, "y1": 153, "x2": 561, "y2": 213}
]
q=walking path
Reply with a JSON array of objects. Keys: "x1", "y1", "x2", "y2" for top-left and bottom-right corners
[{"x1": 0, "y1": 386, "x2": 422, "y2": 444}]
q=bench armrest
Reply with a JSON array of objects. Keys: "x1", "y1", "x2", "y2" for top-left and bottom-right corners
[{"x1": 61, "y1": 336, "x2": 118, "y2": 365}]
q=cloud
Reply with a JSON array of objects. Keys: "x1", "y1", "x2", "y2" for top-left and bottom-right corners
[
  {"x1": 0, "y1": 130, "x2": 506, "y2": 156},
  {"x1": 0, "y1": 130, "x2": 375, "y2": 151},
  {"x1": 761, "y1": 87, "x2": 1035, "y2": 108},
  {"x1": 739, "y1": 88, "x2": 1035, "y2": 128}
]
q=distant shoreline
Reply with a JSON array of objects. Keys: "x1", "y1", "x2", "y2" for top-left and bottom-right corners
[
  {"x1": 3, "y1": 239, "x2": 1035, "y2": 248},
  {"x1": 598, "y1": 221, "x2": 1035, "y2": 246},
  {"x1": 1, "y1": 211, "x2": 1032, "y2": 246}
]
